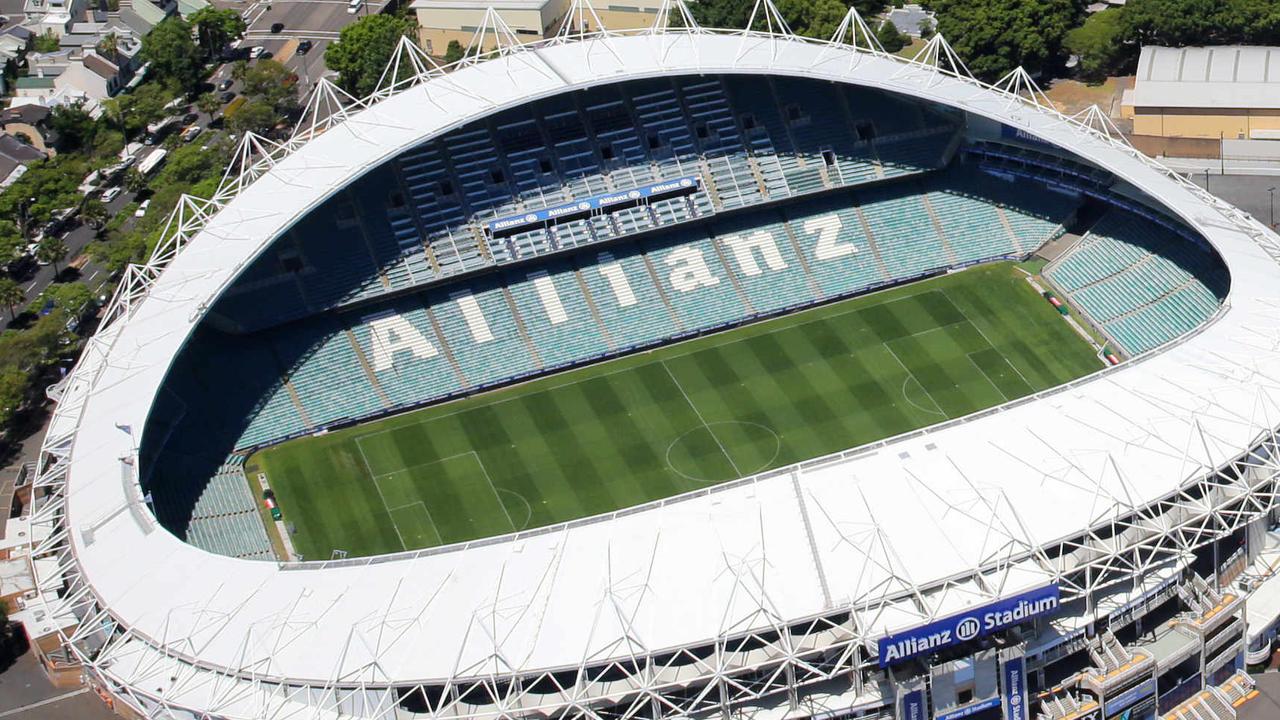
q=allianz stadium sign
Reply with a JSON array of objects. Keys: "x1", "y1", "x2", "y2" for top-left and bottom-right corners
[{"x1": 877, "y1": 585, "x2": 1060, "y2": 666}]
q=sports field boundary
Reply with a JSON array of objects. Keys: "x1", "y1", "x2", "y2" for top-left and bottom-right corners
[{"x1": 259, "y1": 263, "x2": 1176, "y2": 570}]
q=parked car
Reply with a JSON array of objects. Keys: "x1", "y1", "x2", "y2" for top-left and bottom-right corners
[
  {"x1": 220, "y1": 91, "x2": 236, "y2": 104},
  {"x1": 218, "y1": 78, "x2": 234, "y2": 92},
  {"x1": 101, "y1": 187, "x2": 122, "y2": 203},
  {"x1": 183, "y1": 112, "x2": 198, "y2": 125},
  {"x1": 270, "y1": 22, "x2": 284, "y2": 33},
  {"x1": 135, "y1": 199, "x2": 151, "y2": 218},
  {"x1": 180, "y1": 126, "x2": 202, "y2": 143},
  {"x1": 249, "y1": 46, "x2": 264, "y2": 59},
  {"x1": 297, "y1": 40, "x2": 313, "y2": 55}
]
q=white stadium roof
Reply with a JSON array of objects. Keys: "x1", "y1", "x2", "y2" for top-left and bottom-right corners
[{"x1": 26, "y1": 10, "x2": 1280, "y2": 718}]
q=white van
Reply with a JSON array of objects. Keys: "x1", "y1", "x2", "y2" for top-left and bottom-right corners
[{"x1": 346, "y1": 0, "x2": 363, "y2": 13}]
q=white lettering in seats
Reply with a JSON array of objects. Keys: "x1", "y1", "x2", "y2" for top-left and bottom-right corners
[
  {"x1": 366, "y1": 314, "x2": 438, "y2": 371},
  {"x1": 597, "y1": 259, "x2": 637, "y2": 307},
  {"x1": 805, "y1": 213, "x2": 854, "y2": 260},
  {"x1": 721, "y1": 230, "x2": 787, "y2": 276},
  {"x1": 665, "y1": 247, "x2": 720, "y2": 292}
]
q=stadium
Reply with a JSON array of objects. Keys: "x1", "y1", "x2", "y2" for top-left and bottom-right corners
[{"x1": 21, "y1": 2, "x2": 1280, "y2": 719}]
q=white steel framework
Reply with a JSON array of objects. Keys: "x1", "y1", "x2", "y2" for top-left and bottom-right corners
[{"x1": 22, "y1": 2, "x2": 1280, "y2": 719}]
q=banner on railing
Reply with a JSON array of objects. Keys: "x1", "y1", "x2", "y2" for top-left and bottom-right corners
[{"x1": 487, "y1": 176, "x2": 701, "y2": 236}]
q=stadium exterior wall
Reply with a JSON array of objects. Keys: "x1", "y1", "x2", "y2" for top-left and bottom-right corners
[{"x1": 20, "y1": 16, "x2": 1280, "y2": 720}]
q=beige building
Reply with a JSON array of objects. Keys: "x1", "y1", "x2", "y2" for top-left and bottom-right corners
[
  {"x1": 411, "y1": 0, "x2": 662, "y2": 56},
  {"x1": 1122, "y1": 45, "x2": 1280, "y2": 139}
]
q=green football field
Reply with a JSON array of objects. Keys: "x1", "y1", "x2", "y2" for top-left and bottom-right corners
[{"x1": 249, "y1": 262, "x2": 1103, "y2": 560}]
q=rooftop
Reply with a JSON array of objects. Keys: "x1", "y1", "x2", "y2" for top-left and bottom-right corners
[{"x1": 1129, "y1": 45, "x2": 1280, "y2": 109}]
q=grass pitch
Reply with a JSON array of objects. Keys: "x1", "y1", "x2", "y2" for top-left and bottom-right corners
[{"x1": 250, "y1": 263, "x2": 1102, "y2": 560}]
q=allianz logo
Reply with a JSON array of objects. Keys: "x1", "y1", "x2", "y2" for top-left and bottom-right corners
[{"x1": 881, "y1": 595, "x2": 1058, "y2": 663}]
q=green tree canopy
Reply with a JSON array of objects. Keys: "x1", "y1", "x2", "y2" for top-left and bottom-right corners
[
  {"x1": 1065, "y1": 9, "x2": 1129, "y2": 82},
  {"x1": 0, "y1": 278, "x2": 23, "y2": 320},
  {"x1": 324, "y1": 14, "x2": 415, "y2": 97},
  {"x1": 141, "y1": 17, "x2": 203, "y2": 89},
  {"x1": 48, "y1": 103, "x2": 98, "y2": 152},
  {"x1": 875, "y1": 18, "x2": 907, "y2": 52},
  {"x1": 779, "y1": 0, "x2": 848, "y2": 39},
  {"x1": 0, "y1": 155, "x2": 90, "y2": 235},
  {"x1": 443, "y1": 39, "x2": 465, "y2": 64},
  {"x1": 933, "y1": 0, "x2": 1080, "y2": 81},
  {"x1": 190, "y1": 7, "x2": 247, "y2": 59}
]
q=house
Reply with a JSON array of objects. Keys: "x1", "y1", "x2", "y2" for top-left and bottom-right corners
[
  {"x1": 0, "y1": 132, "x2": 47, "y2": 189},
  {"x1": 22, "y1": 0, "x2": 87, "y2": 37},
  {"x1": 0, "y1": 104, "x2": 52, "y2": 152},
  {"x1": 118, "y1": 0, "x2": 175, "y2": 36}
]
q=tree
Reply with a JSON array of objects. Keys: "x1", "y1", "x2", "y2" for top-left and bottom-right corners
[
  {"x1": 44, "y1": 282, "x2": 92, "y2": 315},
  {"x1": 324, "y1": 14, "x2": 416, "y2": 97},
  {"x1": 80, "y1": 199, "x2": 109, "y2": 231},
  {"x1": 0, "y1": 279, "x2": 23, "y2": 320},
  {"x1": 1065, "y1": 9, "x2": 1129, "y2": 82},
  {"x1": 33, "y1": 31, "x2": 59, "y2": 53},
  {"x1": 196, "y1": 91, "x2": 222, "y2": 117},
  {"x1": 190, "y1": 7, "x2": 247, "y2": 60},
  {"x1": 443, "y1": 39, "x2": 465, "y2": 64},
  {"x1": 36, "y1": 237, "x2": 68, "y2": 277},
  {"x1": 688, "y1": 0, "x2": 753, "y2": 29},
  {"x1": 779, "y1": 0, "x2": 847, "y2": 39},
  {"x1": 226, "y1": 100, "x2": 280, "y2": 135},
  {"x1": 97, "y1": 32, "x2": 120, "y2": 60},
  {"x1": 0, "y1": 368, "x2": 26, "y2": 433},
  {"x1": 241, "y1": 59, "x2": 298, "y2": 111},
  {"x1": 875, "y1": 19, "x2": 907, "y2": 52},
  {"x1": 933, "y1": 0, "x2": 1080, "y2": 81},
  {"x1": 141, "y1": 17, "x2": 203, "y2": 89},
  {"x1": 123, "y1": 168, "x2": 146, "y2": 193},
  {"x1": 48, "y1": 103, "x2": 97, "y2": 152}
]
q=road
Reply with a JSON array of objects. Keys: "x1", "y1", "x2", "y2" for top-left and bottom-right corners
[{"x1": 212, "y1": 0, "x2": 392, "y2": 91}]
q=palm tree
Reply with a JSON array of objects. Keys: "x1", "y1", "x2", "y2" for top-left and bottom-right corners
[
  {"x1": 80, "y1": 199, "x2": 109, "y2": 232},
  {"x1": 36, "y1": 237, "x2": 69, "y2": 278},
  {"x1": 0, "y1": 279, "x2": 23, "y2": 321}
]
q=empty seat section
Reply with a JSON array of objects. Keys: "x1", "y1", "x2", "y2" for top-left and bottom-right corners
[
  {"x1": 273, "y1": 316, "x2": 384, "y2": 427},
  {"x1": 348, "y1": 166, "x2": 434, "y2": 294},
  {"x1": 1045, "y1": 211, "x2": 1225, "y2": 354},
  {"x1": 428, "y1": 282, "x2": 539, "y2": 388},
  {"x1": 875, "y1": 127, "x2": 954, "y2": 177},
  {"x1": 397, "y1": 143, "x2": 475, "y2": 275},
  {"x1": 287, "y1": 198, "x2": 382, "y2": 309},
  {"x1": 505, "y1": 262, "x2": 610, "y2": 368},
  {"x1": 210, "y1": 254, "x2": 310, "y2": 332},
  {"x1": 349, "y1": 298, "x2": 464, "y2": 407},
  {"x1": 711, "y1": 211, "x2": 816, "y2": 313},
  {"x1": 184, "y1": 464, "x2": 273, "y2": 560},
  {"x1": 646, "y1": 227, "x2": 749, "y2": 329},
  {"x1": 677, "y1": 77, "x2": 761, "y2": 209},
  {"x1": 857, "y1": 189, "x2": 949, "y2": 279},
  {"x1": 923, "y1": 184, "x2": 1019, "y2": 262},
  {"x1": 577, "y1": 247, "x2": 677, "y2": 350},
  {"x1": 783, "y1": 195, "x2": 885, "y2": 298}
]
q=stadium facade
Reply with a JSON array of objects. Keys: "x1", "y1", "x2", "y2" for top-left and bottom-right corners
[{"x1": 20, "y1": 2, "x2": 1280, "y2": 719}]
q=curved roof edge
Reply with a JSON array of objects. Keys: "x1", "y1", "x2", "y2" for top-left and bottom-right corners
[{"x1": 24, "y1": 28, "x2": 1280, "y2": 694}]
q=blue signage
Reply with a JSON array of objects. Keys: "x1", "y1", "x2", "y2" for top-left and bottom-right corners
[
  {"x1": 1002, "y1": 655, "x2": 1028, "y2": 720},
  {"x1": 999, "y1": 124, "x2": 1057, "y2": 150},
  {"x1": 878, "y1": 585, "x2": 1061, "y2": 666},
  {"x1": 1103, "y1": 678, "x2": 1155, "y2": 717},
  {"x1": 936, "y1": 696, "x2": 1001, "y2": 720},
  {"x1": 487, "y1": 176, "x2": 701, "y2": 235},
  {"x1": 901, "y1": 689, "x2": 927, "y2": 720}
]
